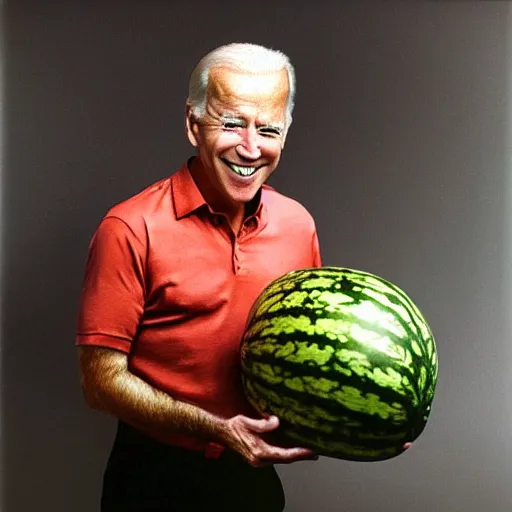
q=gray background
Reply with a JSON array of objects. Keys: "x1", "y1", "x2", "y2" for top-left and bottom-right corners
[{"x1": 2, "y1": 1, "x2": 511, "y2": 511}]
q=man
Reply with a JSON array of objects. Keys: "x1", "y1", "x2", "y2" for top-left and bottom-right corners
[{"x1": 76, "y1": 43, "x2": 322, "y2": 511}]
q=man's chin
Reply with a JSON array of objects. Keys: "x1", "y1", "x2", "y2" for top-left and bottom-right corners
[{"x1": 223, "y1": 178, "x2": 262, "y2": 199}]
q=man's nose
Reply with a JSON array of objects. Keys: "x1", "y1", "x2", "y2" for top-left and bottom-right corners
[{"x1": 236, "y1": 127, "x2": 262, "y2": 160}]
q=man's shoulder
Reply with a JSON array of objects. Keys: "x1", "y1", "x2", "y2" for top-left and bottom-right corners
[
  {"x1": 261, "y1": 184, "x2": 315, "y2": 224},
  {"x1": 104, "y1": 175, "x2": 173, "y2": 228}
]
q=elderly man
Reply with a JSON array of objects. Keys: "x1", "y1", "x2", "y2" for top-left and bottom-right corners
[{"x1": 76, "y1": 42, "x2": 322, "y2": 511}]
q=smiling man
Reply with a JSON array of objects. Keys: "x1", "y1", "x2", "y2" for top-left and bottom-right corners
[{"x1": 76, "y1": 43, "x2": 322, "y2": 512}]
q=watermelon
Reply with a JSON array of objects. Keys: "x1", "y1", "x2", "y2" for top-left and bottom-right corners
[{"x1": 240, "y1": 267, "x2": 438, "y2": 462}]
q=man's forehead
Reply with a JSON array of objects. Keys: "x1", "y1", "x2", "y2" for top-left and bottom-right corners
[{"x1": 207, "y1": 66, "x2": 289, "y2": 104}]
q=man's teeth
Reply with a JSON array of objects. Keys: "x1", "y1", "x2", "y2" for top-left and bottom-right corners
[{"x1": 229, "y1": 164, "x2": 257, "y2": 177}]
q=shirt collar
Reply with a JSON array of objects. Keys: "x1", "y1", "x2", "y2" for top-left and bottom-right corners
[
  {"x1": 171, "y1": 159, "x2": 266, "y2": 222},
  {"x1": 171, "y1": 159, "x2": 208, "y2": 219}
]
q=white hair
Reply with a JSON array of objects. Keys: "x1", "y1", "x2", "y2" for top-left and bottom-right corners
[{"x1": 187, "y1": 42, "x2": 296, "y2": 129}]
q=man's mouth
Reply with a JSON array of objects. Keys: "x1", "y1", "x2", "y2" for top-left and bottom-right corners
[{"x1": 223, "y1": 160, "x2": 259, "y2": 177}]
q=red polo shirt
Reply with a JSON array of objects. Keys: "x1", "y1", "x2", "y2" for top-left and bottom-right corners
[{"x1": 76, "y1": 161, "x2": 321, "y2": 450}]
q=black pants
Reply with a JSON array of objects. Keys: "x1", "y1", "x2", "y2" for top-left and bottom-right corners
[{"x1": 100, "y1": 422, "x2": 286, "y2": 512}]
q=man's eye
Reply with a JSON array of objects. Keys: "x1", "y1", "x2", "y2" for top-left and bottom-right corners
[
  {"x1": 259, "y1": 127, "x2": 282, "y2": 137},
  {"x1": 223, "y1": 122, "x2": 242, "y2": 130}
]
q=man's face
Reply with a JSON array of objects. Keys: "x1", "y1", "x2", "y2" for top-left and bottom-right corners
[{"x1": 186, "y1": 66, "x2": 289, "y2": 213}]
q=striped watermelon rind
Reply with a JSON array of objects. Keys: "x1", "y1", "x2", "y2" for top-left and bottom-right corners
[{"x1": 240, "y1": 267, "x2": 438, "y2": 462}]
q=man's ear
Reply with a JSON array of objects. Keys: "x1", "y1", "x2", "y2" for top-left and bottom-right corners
[{"x1": 185, "y1": 103, "x2": 200, "y2": 148}]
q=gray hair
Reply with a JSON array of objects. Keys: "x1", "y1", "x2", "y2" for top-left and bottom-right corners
[{"x1": 187, "y1": 42, "x2": 296, "y2": 129}]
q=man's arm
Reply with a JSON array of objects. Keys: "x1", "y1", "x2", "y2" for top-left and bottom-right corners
[
  {"x1": 78, "y1": 345, "x2": 318, "y2": 467},
  {"x1": 78, "y1": 345, "x2": 223, "y2": 439}
]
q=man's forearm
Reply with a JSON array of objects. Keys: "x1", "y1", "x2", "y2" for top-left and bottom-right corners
[
  {"x1": 78, "y1": 346, "x2": 228, "y2": 443},
  {"x1": 78, "y1": 346, "x2": 322, "y2": 467}
]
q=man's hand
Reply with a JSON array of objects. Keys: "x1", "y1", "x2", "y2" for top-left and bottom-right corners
[
  {"x1": 220, "y1": 414, "x2": 318, "y2": 467},
  {"x1": 220, "y1": 415, "x2": 413, "y2": 466}
]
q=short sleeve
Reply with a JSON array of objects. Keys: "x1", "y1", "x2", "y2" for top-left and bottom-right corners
[{"x1": 76, "y1": 216, "x2": 146, "y2": 353}]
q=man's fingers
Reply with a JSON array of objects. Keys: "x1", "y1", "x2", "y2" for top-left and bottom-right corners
[
  {"x1": 228, "y1": 414, "x2": 320, "y2": 466},
  {"x1": 242, "y1": 415, "x2": 280, "y2": 433},
  {"x1": 259, "y1": 446, "x2": 318, "y2": 465}
]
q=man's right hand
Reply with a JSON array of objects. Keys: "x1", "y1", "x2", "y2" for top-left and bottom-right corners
[{"x1": 220, "y1": 414, "x2": 318, "y2": 467}]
